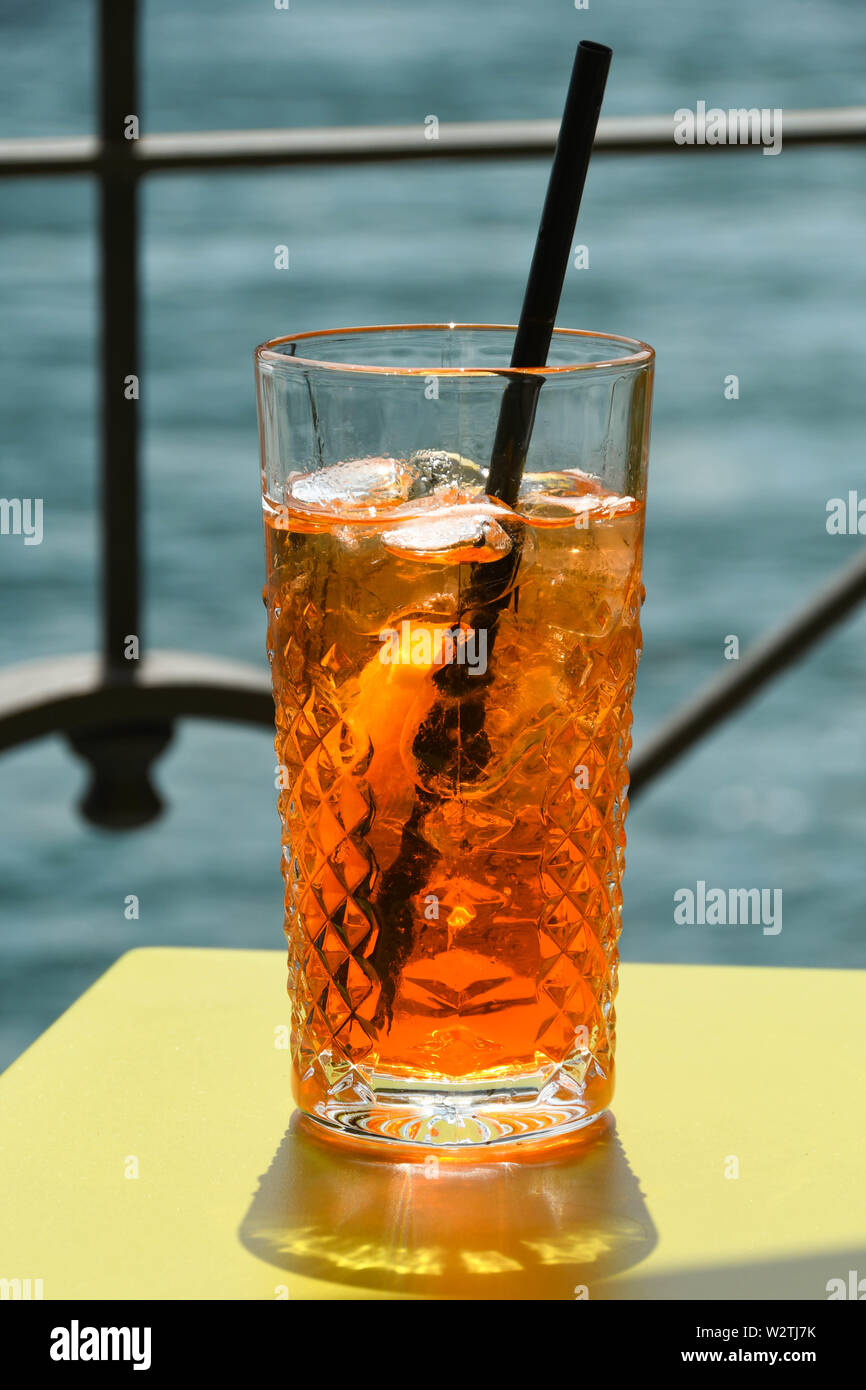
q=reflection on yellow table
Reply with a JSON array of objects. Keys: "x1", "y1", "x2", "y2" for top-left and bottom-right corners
[{"x1": 242, "y1": 1112, "x2": 655, "y2": 1299}]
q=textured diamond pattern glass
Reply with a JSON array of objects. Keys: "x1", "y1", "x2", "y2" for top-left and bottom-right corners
[{"x1": 257, "y1": 326, "x2": 653, "y2": 1147}]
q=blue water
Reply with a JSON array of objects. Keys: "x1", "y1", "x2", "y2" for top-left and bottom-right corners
[{"x1": 1, "y1": 0, "x2": 865, "y2": 1068}]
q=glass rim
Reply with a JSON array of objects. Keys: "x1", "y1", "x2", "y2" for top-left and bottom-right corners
[{"x1": 254, "y1": 323, "x2": 654, "y2": 378}]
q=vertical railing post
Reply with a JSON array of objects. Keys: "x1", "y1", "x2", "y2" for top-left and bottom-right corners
[
  {"x1": 67, "y1": 0, "x2": 173, "y2": 829},
  {"x1": 98, "y1": 0, "x2": 140, "y2": 681}
]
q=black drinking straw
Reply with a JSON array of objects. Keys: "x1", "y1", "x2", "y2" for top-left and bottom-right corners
[
  {"x1": 463, "y1": 39, "x2": 612, "y2": 635},
  {"x1": 370, "y1": 41, "x2": 613, "y2": 1029},
  {"x1": 487, "y1": 39, "x2": 612, "y2": 508}
]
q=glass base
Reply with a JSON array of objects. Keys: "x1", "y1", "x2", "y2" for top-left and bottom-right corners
[{"x1": 301, "y1": 1070, "x2": 612, "y2": 1150}]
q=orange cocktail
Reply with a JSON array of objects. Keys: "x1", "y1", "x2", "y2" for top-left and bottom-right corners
[{"x1": 256, "y1": 325, "x2": 652, "y2": 1147}]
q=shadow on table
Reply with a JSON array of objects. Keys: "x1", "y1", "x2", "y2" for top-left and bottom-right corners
[
  {"x1": 239, "y1": 1112, "x2": 657, "y2": 1299},
  {"x1": 609, "y1": 1246, "x2": 866, "y2": 1301}
]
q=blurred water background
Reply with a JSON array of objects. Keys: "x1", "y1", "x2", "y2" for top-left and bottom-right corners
[{"x1": 1, "y1": 0, "x2": 864, "y2": 1068}]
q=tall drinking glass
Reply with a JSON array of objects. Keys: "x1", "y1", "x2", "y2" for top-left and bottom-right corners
[{"x1": 255, "y1": 324, "x2": 653, "y2": 1148}]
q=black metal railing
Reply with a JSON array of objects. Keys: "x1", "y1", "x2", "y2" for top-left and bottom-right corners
[{"x1": 2, "y1": 0, "x2": 865, "y2": 824}]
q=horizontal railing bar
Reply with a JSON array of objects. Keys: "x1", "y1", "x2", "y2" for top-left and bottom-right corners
[
  {"x1": 629, "y1": 545, "x2": 866, "y2": 801},
  {"x1": 0, "y1": 106, "x2": 864, "y2": 177}
]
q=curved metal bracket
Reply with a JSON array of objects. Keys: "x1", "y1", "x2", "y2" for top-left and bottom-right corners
[
  {"x1": 0, "y1": 650, "x2": 273, "y2": 830},
  {"x1": 0, "y1": 650, "x2": 273, "y2": 755}
]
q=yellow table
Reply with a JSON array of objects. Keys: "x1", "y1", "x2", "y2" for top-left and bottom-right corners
[{"x1": 1, "y1": 948, "x2": 863, "y2": 1300}]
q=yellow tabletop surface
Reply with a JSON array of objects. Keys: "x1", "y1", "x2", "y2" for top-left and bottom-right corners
[{"x1": 1, "y1": 948, "x2": 863, "y2": 1301}]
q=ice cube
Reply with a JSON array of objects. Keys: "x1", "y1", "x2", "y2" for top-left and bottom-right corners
[
  {"x1": 406, "y1": 450, "x2": 485, "y2": 501},
  {"x1": 518, "y1": 468, "x2": 604, "y2": 522},
  {"x1": 520, "y1": 468, "x2": 604, "y2": 499},
  {"x1": 519, "y1": 469, "x2": 635, "y2": 525},
  {"x1": 381, "y1": 502, "x2": 514, "y2": 565},
  {"x1": 571, "y1": 493, "x2": 637, "y2": 520},
  {"x1": 288, "y1": 456, "x2": 414, "y2": 514}
]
